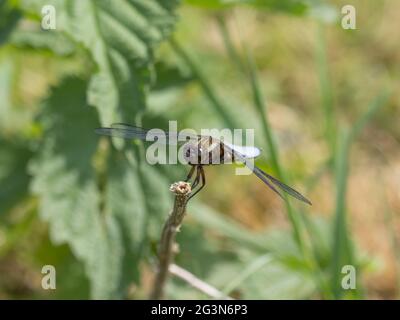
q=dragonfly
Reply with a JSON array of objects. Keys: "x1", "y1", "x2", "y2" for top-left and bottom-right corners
[{"x1": 95, "y1": 123, "x2": 312, "y2": 205}]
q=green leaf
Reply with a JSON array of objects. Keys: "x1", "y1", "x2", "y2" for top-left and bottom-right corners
[
  {"x1": 0, "y1": 0, "x2": 21, "y2": 46},
  {"x1": 104, "y1": 147, "x2": 172, "y2": 287},
  {"x1": 29, "y1": 78, "x2": 119, "y2": 298},
  {"x1": 10, "y1": 30, "x2": 76, "y2": 56},
  {"x1": 34, "y1": 240, "x2": 90, "y2": 299},
  {"x1": 0, "y1": 138, "x2": 32, "y2": 216},
  {"x1": 151, "y1": 61, "x2": 194, "y2": 91},
  {"x1": 0, "y1": 56, "x2": 33, "y2": 216},
  {"x1": 63, "y1": 0, "x2": 179, "y2": 125},
  {"x1": 29, "y1": 78, "x2": 111, "y2": 297},
  {"x1": 16, "y1": 0, "x2": 180, "y2": 125},
  {"x1": 30, "y1": 77, "x2": 173, "y2": 298}
]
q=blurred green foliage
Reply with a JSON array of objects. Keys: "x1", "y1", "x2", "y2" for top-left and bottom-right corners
[{"x1": 0, "y1": 0, "x2": 397, "y2": 299}]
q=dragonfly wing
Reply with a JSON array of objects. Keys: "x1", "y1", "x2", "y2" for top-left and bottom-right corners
[
  {"x1": 95, "y1": 124, "x2": 149, "y2": 140},
  {"x1": 252, "y1": 166, "x2": 312, "y2": 205},
  {"x1": 224, "y1": 142, "x2": 261, "y2": 159},
  {"x1": 95, "y1": 123, "x2": 199, "y2": 144},
  {"x1": 224, "y1": 144, "x2": 312, "y2": 205}
]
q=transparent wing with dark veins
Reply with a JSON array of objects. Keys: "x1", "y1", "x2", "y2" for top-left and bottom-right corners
[
  {"x1": 95, "y1": 123, "x2": 199, "y2": 144},
  {"x1": 95, "y1": 124, "x2": 150, "y2": 140},
  {"x1": 223, "y1": 143, "x2": 312, "y2": 205},
  {"x1": 252, "y1": 166, "x2": 312, "y2": 205}
]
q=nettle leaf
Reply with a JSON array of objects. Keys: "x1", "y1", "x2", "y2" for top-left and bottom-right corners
[
  {"x1": 30, "y1": 78, "x2": 107, "y2": 296},
  {"x1": 17, "y1": 0, "x2": 179, "y2": 124},
  {"x1": 104, "y1": 147, "x2": 172, "y2": 288},
  {"x1": 10, "y1": 30, "x2": 76, "y2": 56},
  {"x1": 0, "y1": 138, "x2": 32, "y2": 215},
  {"x1": 61, "y1": 0, "x2": 179, "y2": 125},
  {"x1": 151, "y1": 61, "x2": 194, "y2": 92},
  {"x1": 30, "y1": 77, "x2": 172, "y2": 298},
  {"x1": 0, "y1": 0, "x2": 21, "y2": 45},
  {"x1": 0, "y1": 57, "x2": 33, "y2": 215}
]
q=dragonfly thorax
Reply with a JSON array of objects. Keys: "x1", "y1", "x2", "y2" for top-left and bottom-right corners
[
  {"x1": 183, "y1": 138, "x2": 227, "y2": 166},
  {"x1": 183, "y1": 143, "x2": 202, "y2": 165}
]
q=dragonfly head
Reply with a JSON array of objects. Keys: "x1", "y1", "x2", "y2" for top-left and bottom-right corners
[{"x1": 183, "y1": 143, "x2": 201, "y2": 165}]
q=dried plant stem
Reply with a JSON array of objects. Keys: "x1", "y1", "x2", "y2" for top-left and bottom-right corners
[
  {"x1": 169, "y1": 264, "x2": 233, "y2": 300},
  {"x1": 150, "y1": 181, "x2": 191, "y2": 300}
]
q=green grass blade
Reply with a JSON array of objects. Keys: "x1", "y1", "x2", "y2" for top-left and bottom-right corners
[
  {"x1": 215, "y1": 14, "x2": 246, "y2": 74},
  {"x1": 215, "y1": 16, "x2": 338, "y2": 298},
  {"x1": 316, "y1": 25, "x2": 336, "y2": 154},
  {"x1": 331, "y1": 128, "x2": 352, "y2": 299},
  {"x1": 244, "y1": 50, "x2": 305, "y2": 252},
  {"x1": 331, "y1": 90, "x2": 390, "y2": 299}
]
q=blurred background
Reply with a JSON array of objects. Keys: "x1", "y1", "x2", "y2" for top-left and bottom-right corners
[{"x1": 0, "y1": 0, "x2": 399, "y2": 299}]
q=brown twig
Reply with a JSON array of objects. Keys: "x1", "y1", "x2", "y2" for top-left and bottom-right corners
[{"x1": 150, "y1": 181, "x2": 191, "y2": 299}]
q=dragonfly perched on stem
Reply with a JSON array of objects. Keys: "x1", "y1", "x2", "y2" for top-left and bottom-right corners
[{"x1": 95, "y1": 123, "x2": 312, "y2": 205}]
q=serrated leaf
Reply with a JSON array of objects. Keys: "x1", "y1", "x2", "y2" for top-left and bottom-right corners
[
  {"x1": 62, "y1": 0, "x2": 179, "y2": 125},
  {"x1": 30, "y1": 78, "x2": 110, "y2": 297},
  {"x1": 10, "y1": 30, "x2": 76, "y2": 56},
  {"x1": 29, "y1": 78, "x2": 121, "y2": 298},
  {"x1": 30, "y1": 77, "x2": 174, "y2": 298},
  {"x1": 16, "y1": 0, "x2": 180, "y2": 125}
]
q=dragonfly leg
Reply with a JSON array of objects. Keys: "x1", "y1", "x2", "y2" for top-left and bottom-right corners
[
  {"x1": 185, "y1": 165, "x2": 196, "y2": 182},
  {"x1": 195, "y1": 166, "x2": 206, "y2": 194},
  {"x1": 188, "y1": 166, "x2": 205, "y2": 200},
  {"x1": 191, "y1": 166, "x2": 201, "y2": 189}
]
